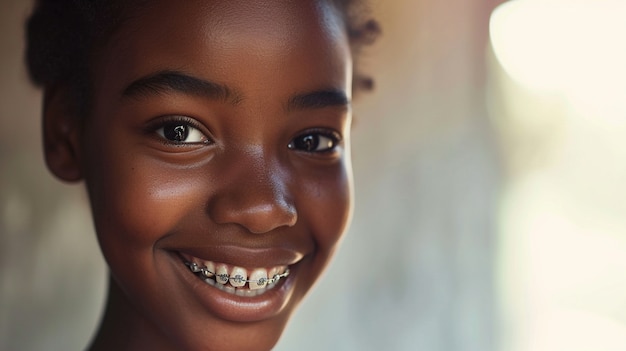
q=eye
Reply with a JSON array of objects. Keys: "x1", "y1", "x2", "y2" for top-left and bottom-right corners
[
  {"x1": 288, "y1": 130, "x2": 341, "y2": 153},
  {"x1": 155, "y1": 119, "x2": 209, "y2": 144}
]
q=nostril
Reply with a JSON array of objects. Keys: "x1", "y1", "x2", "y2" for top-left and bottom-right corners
[
  {"x1": 242, "y1": 203, "x2": 297, "y2": 234},
  {"x1": 207, "y1": 191, "x2": 297, "y2": 234},
  {"x1": 206, "y1": 156, "x2": 297, "y2": 234}
]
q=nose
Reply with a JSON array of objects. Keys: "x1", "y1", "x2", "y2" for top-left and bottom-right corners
[{"x1": 207, "y1": 155, "x2": 297, "y2": 234}]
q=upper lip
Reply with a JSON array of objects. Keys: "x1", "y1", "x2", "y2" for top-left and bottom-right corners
[{"x1": 174, "y1": 245, "x2": 305, "y2": 268}]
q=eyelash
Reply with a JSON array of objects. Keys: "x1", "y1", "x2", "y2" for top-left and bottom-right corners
[
  {"x1": 288, "y1": 129, "x2": 342, "y2": 154},
  {"x1": 148, "y1": 116, "x2": 211, "y2": 146},
  {"x1": 147, "y1": 117, "x2": 341, "y2": 153}
]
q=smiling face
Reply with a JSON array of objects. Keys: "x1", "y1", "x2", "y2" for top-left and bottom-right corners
[{"x1": 47, "y1": 1, "x2": 353, "y2": 350}]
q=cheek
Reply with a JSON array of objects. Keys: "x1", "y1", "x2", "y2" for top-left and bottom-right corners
[
  {"x1": 301, "y1": 162, "x2": 353, "y2": 251},
  {"x1": 85, "y1": 141, "x2": 206, "y2": 252}
]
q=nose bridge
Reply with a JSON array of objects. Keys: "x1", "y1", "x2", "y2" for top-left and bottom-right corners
[{"x1": 208, "y1": 148, "x2": 297, "y2": 234}]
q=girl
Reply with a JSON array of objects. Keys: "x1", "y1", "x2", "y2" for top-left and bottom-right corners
[{"x1": 26, "y1": 0, "x2": 378, "y2": 350}]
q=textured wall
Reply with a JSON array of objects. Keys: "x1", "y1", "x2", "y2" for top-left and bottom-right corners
[{"x1": 0, "y1": 1, "x2": 500, "y2": 350}]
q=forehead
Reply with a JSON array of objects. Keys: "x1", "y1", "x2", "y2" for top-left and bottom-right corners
[{"x1": 95, "y1": 0, "x2": 352, "y2": 100}]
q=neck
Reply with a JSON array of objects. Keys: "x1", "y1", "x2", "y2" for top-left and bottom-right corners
[{"x1": 87, "y1": 276, "x2": 173, "y2": 351}]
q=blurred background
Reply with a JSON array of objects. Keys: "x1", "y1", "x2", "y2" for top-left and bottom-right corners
[{"x1": 1, "y1": 0, "x2": 625, "y2": 350}]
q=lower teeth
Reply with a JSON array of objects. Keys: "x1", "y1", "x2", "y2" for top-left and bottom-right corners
[{"x1": 184, "y1": 261, "x2": 288, "y2": 296}]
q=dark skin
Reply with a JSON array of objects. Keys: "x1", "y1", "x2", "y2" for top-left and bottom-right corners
[{"x1": 42, "y1": 1, "x2": 353, "y2": 350}]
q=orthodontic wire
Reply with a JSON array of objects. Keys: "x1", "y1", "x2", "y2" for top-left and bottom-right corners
[{"x1": 184, "y1": 261, "x2": 289, "y2": 286}]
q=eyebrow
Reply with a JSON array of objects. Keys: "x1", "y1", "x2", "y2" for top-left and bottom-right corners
[
  {"x1": 287, "y1": 89, "x2": 350, "y2": 112},
  {"x1": 122, "y1": 70, "x2": 240, "y2": 104},
  {"x1": 122, "y1": 70, "x2": 349, "y2": 111}
]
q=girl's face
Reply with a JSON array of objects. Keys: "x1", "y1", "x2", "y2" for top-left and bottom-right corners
[{"x1": 68, "y1": 0, "x2": 352, "y2": 350}]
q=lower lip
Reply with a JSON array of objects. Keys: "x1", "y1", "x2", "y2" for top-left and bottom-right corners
[{"x1": 170, "y1": 251, "x2": 297, "y2": 323}]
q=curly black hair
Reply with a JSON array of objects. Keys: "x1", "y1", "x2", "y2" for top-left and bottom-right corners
[{"x1": 25, "y1": 0, "x2": 380, "y2": 117}]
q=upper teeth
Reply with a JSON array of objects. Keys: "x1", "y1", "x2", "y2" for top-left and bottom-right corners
[{"x1": 185, "y1": 261, "x2": 289, "y2": 290}]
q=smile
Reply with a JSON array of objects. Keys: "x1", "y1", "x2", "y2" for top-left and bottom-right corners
[{"x1": 183, "y1": 260, "x2": 290, "y2": 297}]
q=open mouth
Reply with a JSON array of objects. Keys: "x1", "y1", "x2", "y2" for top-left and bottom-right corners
[{"x1": 183, "y1": 259, "x2": 290, "y2": 297}]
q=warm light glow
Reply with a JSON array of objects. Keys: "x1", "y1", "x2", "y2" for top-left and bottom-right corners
[
  {"x1": 490, "y1": 0, "x2": 626, "y2": 121},
  {"x1": 490, "y1": 1, "x2": 626, "y2": 351}
]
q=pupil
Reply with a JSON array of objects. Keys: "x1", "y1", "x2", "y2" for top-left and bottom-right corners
[
  {"x1": 296, "y1": 135, "x2": 318, "y2": 151},
  {"x1": 164, "y1": 124, "x2": 188, "y2": 142}
]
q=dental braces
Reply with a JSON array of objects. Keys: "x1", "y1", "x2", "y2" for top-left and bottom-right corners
[{"x1": 184, "y1": 261, "x2": 290, "y2": 286}]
